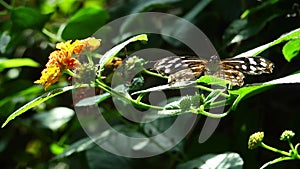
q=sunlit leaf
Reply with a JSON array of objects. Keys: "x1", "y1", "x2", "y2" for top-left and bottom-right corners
[
  {"x1": 1, "y1": 86, "x2": 75, "y2": 128},
  {"x1": 0, "y1": 58, "x2": 39, "y2": 72},
  {"x1": 282, "y1": 38, "x2": 300, "y2": 62},
  {"x1": 98, "y1": 34, "x2": 148, "y2": 73},
  {"x1": 235, "y1": 28, "x2": 300, "y2": 58},
  {"x1": 229, "y1": 72, "x2": 300, "y2": 109},
  {"x1": 197, "y1": 76, "x2": 229, "y2": 87}
]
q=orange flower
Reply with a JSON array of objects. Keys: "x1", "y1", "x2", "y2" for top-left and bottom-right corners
[{"x1": 35, "y1": 37, "x2": 101, "y2": 89}]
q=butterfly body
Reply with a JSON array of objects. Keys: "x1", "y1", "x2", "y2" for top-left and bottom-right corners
[{"x1": 153, "y1": 55, "x2": 274, "y2": 86}]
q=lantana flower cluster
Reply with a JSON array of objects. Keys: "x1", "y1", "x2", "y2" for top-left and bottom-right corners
[{"x1": 35, "y1": 37, "x2": 101, "y2": 89}]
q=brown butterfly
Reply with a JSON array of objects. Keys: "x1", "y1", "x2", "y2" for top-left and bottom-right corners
[{"x1": 153, "y1": 55, "x2": 274, "y2": 86}]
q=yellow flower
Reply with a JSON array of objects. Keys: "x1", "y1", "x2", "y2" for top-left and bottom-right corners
[
  {"x1": 35, "y1": 37, "x2": 101, "y2": 89},
  {"x1": 248, "y1": 132, "x2": 264, "y2": 149},
  {"x1": 34, "y1": 65, "x2": 61, "y2": 89}
]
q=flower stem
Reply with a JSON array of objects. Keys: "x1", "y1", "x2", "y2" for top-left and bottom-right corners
[
  {"x1": 63, "y1": 69, "x2": 80, "y2": 78},
  {"x1": 260, "y1": 142, "x2": 291, "y2": 156}
]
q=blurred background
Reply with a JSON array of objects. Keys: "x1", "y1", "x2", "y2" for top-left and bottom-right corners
[{"x1": 0, "y1": 0, "x2": 300, "y2": 168}]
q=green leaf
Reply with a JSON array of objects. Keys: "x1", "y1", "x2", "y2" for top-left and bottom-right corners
[
  {"x1": 229, "y1": 72, "x2": 300, "y2": 109},
  {"x1": 157, "y1": 97, "x2": 185, "y2": 116},
  {"x1": 98, "y1": 34, "x2": 148, "y2": 73},
  {"x1": 1, "y1": 86, "x2": 75, "y2": 128},
  {"x1": 282, "y1": 38, "x2": 300, "y2": 62},
  {"x1": 86, "y1": 146, "x2": 131, "y2": 169},
  {"x1": 61, "y1": 7, "x2": 109, "y2": 40},
  {"x1": 32, "y1": 107, "x2": 75, "y2": 131},
  {"x1": 229, "y1": 84, "x2": 273, "y2": 110},
  {"x1": 204, "y1": 89, "x2": 224, "y2": 107},
  {"x1": 235, "y1": 28, "x2": 300, "y2": 57},
  {"x1": 0, "y1": 58, "x2": 39, "y2": 72},
  {"x1": 176, "y1": 152, "x2": 243, "y2": 169},
  {"x1": 11, "y1": 6, "x2": 50, "y2": 31},
  {"x1": 50, "y1": 143, "x2": 67, "y2": 155},
  {"x1": 75, "y1": 93, "x2": 111, "y2": 107},
  {"x1": 224, "y1": 0, "x2": 282, "y2": 45},
  {"x1": 197, "y1": 75, "x2": 229, "y2": 87},
  {"x1": 52, "y1": 137, "x2": 95, "y2": 160}
]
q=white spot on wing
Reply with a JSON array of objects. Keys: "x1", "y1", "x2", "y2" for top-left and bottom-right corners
[
  {"x1": 250, "y1": 65, "x2": 256, "y2": 71},
  {"x1": 241, "y1": 65, "x2": 247, "y2": 70},
  {"x1": 248, "y1": 58, "x2": 257, "y2": 65},
  {"x1": 260, "y1": 61, "x2": 267, "y2": 67}
]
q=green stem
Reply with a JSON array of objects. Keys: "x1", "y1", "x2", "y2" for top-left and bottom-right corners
[
  {"x1": 142, "y1": 69, "x2": 168, "y2": 79},
  {"x1": 95, "y1": 79, "x2": 164, "y2": 110},
  {"x1": 260, "y1": 142, "x2": 291, "y2": 156},
  {"x1": 136, "y1": 93, "x2": 146, "y2": 103},
  {"x1": 63, "y1": 69, "x2": 80, "y2": 78},
  {"x1": 260, "y1": 156, "x2": 295, "y2": 169},
  {"x1": 86, "y1": 52, "x2": 94, "y2": 65},
  {"x1": 190, "y1": 106, "x2": 231, "y2": 118},
  {"x1": 195, "y1": 85, "x2": 230, "y2": 98},
  {"x1": 42, "y1": 28, "x2": 62, "y2": 42},
  {"x1": 0, "y1": 0, "x2": 12, "y2": 10}
]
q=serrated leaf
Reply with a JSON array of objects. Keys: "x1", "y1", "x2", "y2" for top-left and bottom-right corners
[
  {"x1": 282, "y1": 38, "x2": 300, "y2": 62},
  {"x1": 1, "y1": 86, "x2": 75, "y2": 128},
  {"x1": 176, "y1": 152, "x2": 243, "y2": 169},
  {"x1": 157, "y1": 96, "x2": 190, "y2": 116},
  {"x1": 0, "y1": 58, "x2": 39, "y2": 72},
  {"x1": 61, "y1": 7, "x2": 109, "y2": 40}
]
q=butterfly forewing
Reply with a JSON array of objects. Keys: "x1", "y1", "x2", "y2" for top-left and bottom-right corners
[{"x1": 153, "y1": 56, "x2": 207, "y2": 83}]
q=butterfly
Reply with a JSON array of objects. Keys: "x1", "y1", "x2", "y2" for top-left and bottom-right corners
[{"x1": 153, "y1": 55, "x2": 274, "y2": 86}]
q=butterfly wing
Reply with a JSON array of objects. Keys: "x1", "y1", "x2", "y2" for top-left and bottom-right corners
[
  {"x1": 221, "y1": 56, "x2": 274, "y2": 75},
  {"x1": 153, "y1": 56, "x2": 207, "y2": 84}
]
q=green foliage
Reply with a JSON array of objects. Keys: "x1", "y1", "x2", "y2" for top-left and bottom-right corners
[
  {"x1": 61, "y1": 7, "x2": 109, "y2": 40},
  {"x1": 1, "y1": 0, "x2": 300, "y2": 169},
  {"x1": 11, "y1": 6, "x2": 50, "y2": 31}
]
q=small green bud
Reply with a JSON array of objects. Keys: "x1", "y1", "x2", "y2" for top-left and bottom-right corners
[
  {"x1": 280, "y1": 130, "x2": 295, "y2": 141},
  {"x1": 248, "y1": 132, "x2": 264, "y2": 150},
  {"x1": 180, "y1": 97, "x2": 192, "y2": 112}
]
